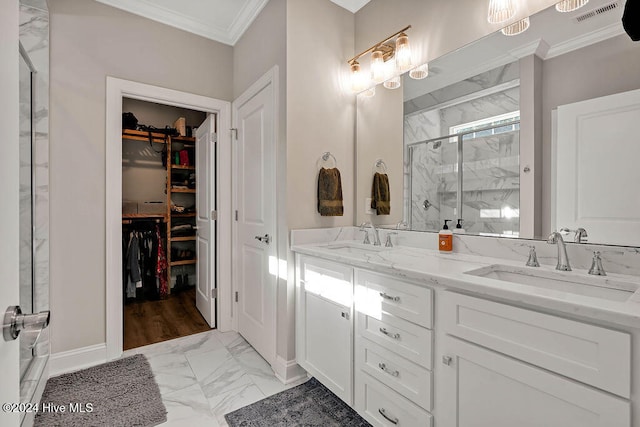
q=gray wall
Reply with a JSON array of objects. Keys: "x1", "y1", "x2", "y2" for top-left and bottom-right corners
[
  {"x1": 49, "y1": 0, "x2": 233, "y2": 354},
  {"x1": 233, "y1": 0, "x2": 292, "y2": 363},
  {"x1": 541, "y1": 34, "x2": 640, "y2": 235}
]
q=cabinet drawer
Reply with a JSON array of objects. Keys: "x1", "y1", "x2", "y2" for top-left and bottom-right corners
[
  {"x1": 355, "y1": 372, "x2": 433, "y2": 427},
  {"x1": 356, "y1": 337, "x2": 432, "y2": 411},
  {"x1": 355, "y1": 270, "x2": 433, "y2": 328},
  {"x1": 357, "y1": 311, "x2": 432, "y2": 369},
  {"x1": 441, "y1": 291, "x2": 631, "y2": 398},
  {"x1": 300, "y1": 256, "x2": 353, "y2": 308}
]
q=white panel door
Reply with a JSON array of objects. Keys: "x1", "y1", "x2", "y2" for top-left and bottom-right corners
[
  {"x1": 440, "y1": 336, "x2": 631, "y2": 427},
  {"x1": 234, "y1": 81, "x2": 276, "y2": 365},
  {"x1": 195, "y1": 115, "x2": 216, "y2": 327},
  {"x1": 0, "y1": 1, "x2": 21, "y2": 425},
  {"x1": 555, "y1": 89, "x2": 640, "y2": 246}
]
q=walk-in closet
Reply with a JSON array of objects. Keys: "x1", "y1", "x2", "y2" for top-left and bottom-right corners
[{"x1": 121, "y1": 98, "x2": 213, "y2": 349}]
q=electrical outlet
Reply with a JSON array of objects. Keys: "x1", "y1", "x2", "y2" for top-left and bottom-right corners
[{"x1": 365, "y1": 198, "x2": 375, "y2": 215}]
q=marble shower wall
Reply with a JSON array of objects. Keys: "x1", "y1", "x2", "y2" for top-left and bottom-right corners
[
  {"x1": 404, "y1": 63, "x2": 520, "y2": 234},
  {"x1": 19, "y1": 1, "x2": 49, "y2": 361}
]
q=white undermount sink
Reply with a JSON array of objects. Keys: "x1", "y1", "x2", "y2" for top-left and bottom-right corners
[
  {"x1": 323, "y1": 242, "x2": 386, "y2": 254},
  {"x1": 465, "y1": 264, "x2": 640, "y2": 302}
]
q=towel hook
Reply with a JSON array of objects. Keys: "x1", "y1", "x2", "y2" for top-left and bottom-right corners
[
  {"x1": 374, "y1": 159, "x2": 388, "y2": 173},
  {"x1": 318, "y1": 151, "x2": 338, "y2": 169}
]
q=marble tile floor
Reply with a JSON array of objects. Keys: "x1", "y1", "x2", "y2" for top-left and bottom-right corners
[{"x1": 123, "y1": 330, "x2": 307, "y2": 427}]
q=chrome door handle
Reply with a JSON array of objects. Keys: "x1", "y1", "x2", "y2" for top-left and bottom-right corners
[
  {"x1": 378, "y1": 408, "x2": 399, "y2": 425},
  {"x1": 3, "y1": 306, "x2": 50, "y2": 342},
  {"x1": 254, "y1": 234, "x2": 271, "y2": 244},
  {"x1": 379, "y1": 292, "x2": 400, "y2": 302},
  {"x1": 379, "y1": 327, "x2": 400, "y2": 340}
]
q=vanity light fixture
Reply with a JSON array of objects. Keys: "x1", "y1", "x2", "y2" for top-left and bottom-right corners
[
  {"x1": 383, "y1": 76, "x2": 401, "y2": 90},
  {"x1": 347, "y1": 25, "x2": 412, "y2": 94},
  {"x1": 487, "y1": 0, "x2": 517, "y2": 23},
  {"x1": 555, "y1": 0, "x2": 589, "y2": 12},
  {"x1": 409, "y1": 63, "x2": 429, "y2": 80},
  {"x1": 350, "y1": 61, "x2": 366, "y2": 93},
  {"x1": 501, "y1": 16, "x2": 530, "y2": 35}
]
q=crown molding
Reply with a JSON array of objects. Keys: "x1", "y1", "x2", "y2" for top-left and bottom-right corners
[
  {"x1": 95, "y1": 0, "x2": 269, "y2": 46},
  {"x1": 544, "y1": 22, "x2": 625, "y2": 59}
]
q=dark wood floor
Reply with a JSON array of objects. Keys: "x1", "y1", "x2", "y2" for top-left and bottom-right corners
[{"x1": 124, "y1": 287, "x2": 211, "y2": 350}]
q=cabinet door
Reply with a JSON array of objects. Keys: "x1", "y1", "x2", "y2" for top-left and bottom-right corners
[
  {"x1": 303, "y1": 291, "x2": 352, "y2": 404},
  {"x1": 440, "y1": 336, "x2": 630, "y2": 427}
]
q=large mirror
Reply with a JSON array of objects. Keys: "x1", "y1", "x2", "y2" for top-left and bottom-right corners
[{"x1": 357, "y1": 0, "x2": 640, "y2": 247}]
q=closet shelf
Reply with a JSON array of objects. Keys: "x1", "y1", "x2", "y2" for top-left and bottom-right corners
[
  {"x1": 171, "y1": 188, "x2": 196, "y2": 193},
  {"x1": 171, "y1": 236, "x2": 196, "y2": 242},
  {"x1": 122, "y1": 213, "x2": 167, "y2": 220},
  {"x1": 122, "y1": 129, "x2": 169, "y2": 144},
  {"x1": 171, "y1": 212, "x2": 196, "y2": 218},
  {"x1": 171, "y1": 165, "x2": 195, "y2": 170},
  {"x1": 172, "y1": 136, "x2": 195, "y2": 143},
  {"x1": 170, "y1": 259, "x2": 197, "y2": 266}
]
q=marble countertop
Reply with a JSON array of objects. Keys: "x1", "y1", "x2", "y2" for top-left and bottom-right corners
[{"x1": 292, "y1": 241, "x2": 640, "y2": 329}]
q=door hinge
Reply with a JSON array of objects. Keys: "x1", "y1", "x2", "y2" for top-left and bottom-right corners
[
  {"x1": 211, "y1": 210, "x2": 218, "y2": 220},
  {"x1": 235, "y1": 291, "x2": 239, "y2": 302},
  {"x1": 230, "y1": 128, "x2": 238, "y2": 140},
  {"x1": 235, "y1": 210, "x2": 238, "y2": 221},
  {"x1": 212, "y1": 288, "x2": 218, "y2": 299}
]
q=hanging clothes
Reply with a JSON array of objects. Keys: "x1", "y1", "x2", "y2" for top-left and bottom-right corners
[
  {"x1": 156, "y1": 224, "x2": 169, "y2": 299},
  {"x1": 126, "y1": 232, "x2": 142, "y2": 299}
]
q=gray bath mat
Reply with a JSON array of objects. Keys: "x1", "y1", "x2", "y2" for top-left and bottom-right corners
[
  {"x1": 34, "y1": 354, "x2": 166, "y2": 427},
  {"x1": 225, "y1": 377, "x2": 371, "y2": 427}
]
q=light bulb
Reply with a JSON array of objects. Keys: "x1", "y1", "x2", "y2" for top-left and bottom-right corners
[
  {"x1": 501, "y1": 17, "x2": 530, "y2": 36},
  {"x1": 555, "y1": 0, "x2": 589, "y2": 12},
  {"x1": 488, "y1": 0, "x2": 516, "y2": 24},
  {"x1": 395, "y1": 32, "x2": 412, "y2": 72},
  {"x1": 370, "y1": 50, "x2": 386, "y2": 83},
  {"x1": 383, "y1": 76, "x2": 401, "y2": 90},
  {"x1": 409, "y1": 63, "x2": 429, "y2": 80},
  {"x1": 350, "y1": 61, "x2": 366, "y2": 93}
]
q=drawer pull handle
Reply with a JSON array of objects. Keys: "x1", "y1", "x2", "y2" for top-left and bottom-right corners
[
  {"x1": 442, "y1": 355, "x2": 453, "y2": 366},
  {"x1": 379, "y1": 292, "x2": 400, "y2": 302},
  {"x1": 379, "y1": 327, "x2": 400, "y2": 340},
  {"x1": 378, "y1": 408, "x2": 399, "y2": 425},
  {"x1": 378, "y1": 362, "x2": 399, "y2": 377},
  {"x1": 341, "y1": 311, "x2": 350, "y2": 320}
]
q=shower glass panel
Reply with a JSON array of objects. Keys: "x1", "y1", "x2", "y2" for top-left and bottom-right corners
[
  {"x1": 19, "y1": 46, "x2": 36, "y2": 381},
  {"x1": 460, "y1": 123, "x2": 520, "y2": 236},
  {"x1": 408, "y1": 136, "x2": 457, "y2": 231},
  {"x1": 408, "y1": 121, "x2": 520, "y2": 235}
]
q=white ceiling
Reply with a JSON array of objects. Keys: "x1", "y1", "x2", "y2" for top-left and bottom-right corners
[
  {"x1": 95, "y1": 0, "x2": 270, "y2": 45},
  {"x1": 330, "y1": 0, "x2": 371, "y2": 13}
]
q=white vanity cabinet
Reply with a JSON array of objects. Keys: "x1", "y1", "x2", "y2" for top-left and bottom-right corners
[
  {"x1": 439, "y1": 291, "x2": 632, "y2": 427},
  {"x1": 295, "y1": 255, "x2": 354, "y2": 404},
  {"x1": 354, "y1": 270, "x2": 434, "y2": 427}
]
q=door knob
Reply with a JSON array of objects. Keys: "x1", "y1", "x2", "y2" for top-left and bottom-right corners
[
  {"x1": 254, "y1": 234, "x2": 271, "y2": 244},
  {"x1": 3, "y1": 306, "x2": 50, "y2": 342}
]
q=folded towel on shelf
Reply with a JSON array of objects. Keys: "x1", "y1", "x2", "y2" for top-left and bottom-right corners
[
  {"x1": 317, "y1": 167, "x2": 344, "y2": 216},
  {"x1": 371, "y1": 172, "x2": 390, "y2": 215}
]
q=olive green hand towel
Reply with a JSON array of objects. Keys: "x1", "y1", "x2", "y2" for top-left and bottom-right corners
[
  {"x1": 317, "y1": 168, "x2": 344, "y2": 216},
  {"x1": 371, "y1": 172, "x2": 390, "y2": 215}
]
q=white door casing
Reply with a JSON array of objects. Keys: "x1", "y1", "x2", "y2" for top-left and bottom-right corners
[
  {"x1": 1, "y1": 1, "x2": 21, "y2": 425},
  {"x1": 105, "y1": 78, "x2": 232, "y2": 361},
  {"x1": 195, "y1": 116, "x2": 217, "y2": 327},
  {"x1": 555, "y1": 88, "x2": 640, "y2": 246},
  {"x1": 233, "y1": 68, "x2": 278, "y2": 366}
]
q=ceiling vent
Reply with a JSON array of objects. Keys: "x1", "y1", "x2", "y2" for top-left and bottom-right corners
[{"x1": 575, "y1": 1, "x2": 620, "y2": 23}]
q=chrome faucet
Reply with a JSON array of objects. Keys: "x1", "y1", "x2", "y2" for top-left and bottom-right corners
[
  {"x1": 560, "y1": 227, "x2": 588, "y2": 243},
  {"x1": 547, "y1": 231, "x2": 571, "y2": 271},
  {"x1": 360, "y1": 222, "x2": 381, "y2": 246}
]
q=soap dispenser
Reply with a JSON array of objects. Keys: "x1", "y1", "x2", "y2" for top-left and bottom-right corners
[
  {"x1": 439, "y1": 220, "x2": 453, "y2": 252},
  {"x1": 453, "y1": 219, "x2": 465, "y2": 234}
]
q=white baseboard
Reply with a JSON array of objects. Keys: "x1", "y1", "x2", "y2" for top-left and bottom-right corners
[
  {"x1": 49, "y1": 343, "x2": 107, "y2": 377},
  {"x1": 273, "y1": 355, "x2": 307, "y2": 384}
]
